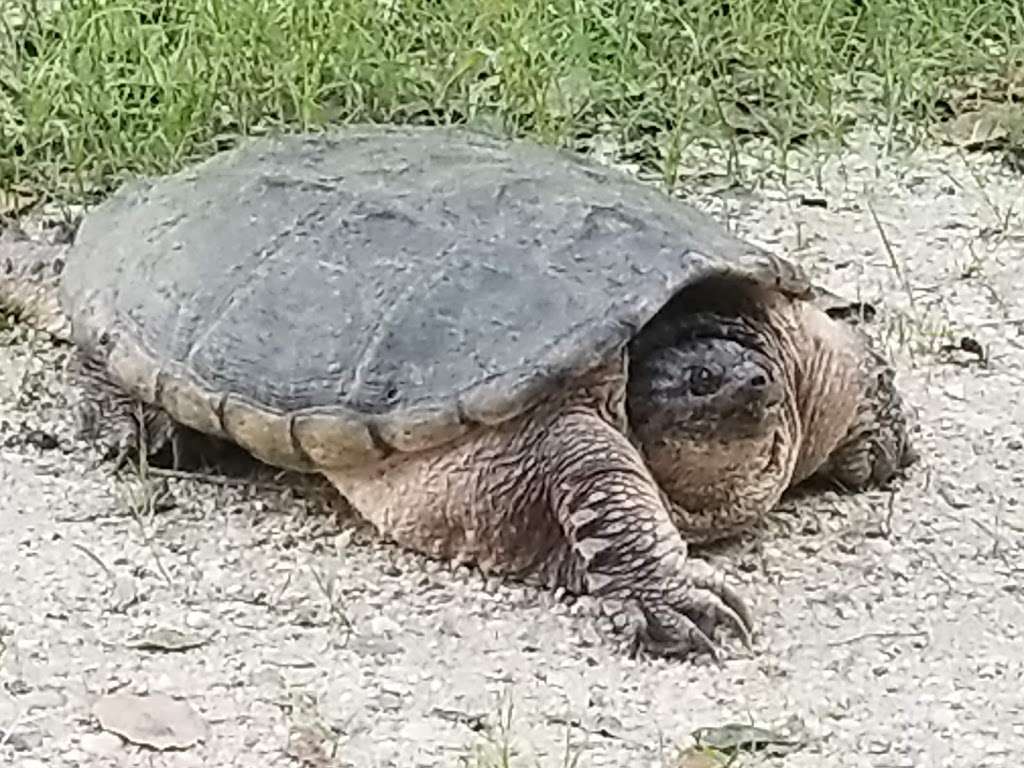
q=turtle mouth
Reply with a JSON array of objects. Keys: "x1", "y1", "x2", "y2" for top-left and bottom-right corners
[{"x1": 738, "y1": 391, "x2": 782, "y2": 420}]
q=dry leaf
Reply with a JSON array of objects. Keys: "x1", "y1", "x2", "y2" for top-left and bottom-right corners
[
  {"x1": 938, "y1": 102, "x2": 1024, "y2": 150},
  {"x1": 693, "y1": 722, "x2": 799, "y2": 752},
  {"x1": 93, "y1": 692, "x2": 209, "y2": 750},
  {"x1": 126, "y1": 627, "x2": 210, "y2": 652},
  {"x1": 942, "y1": 106, "x2": 1009, "y2": 148},
  {"x1": 1007, "y1": 66, "x2": 1024, "y2": 100},
  {"x1": 674, "y1": 746, "x2": 729, "y2": 768}
]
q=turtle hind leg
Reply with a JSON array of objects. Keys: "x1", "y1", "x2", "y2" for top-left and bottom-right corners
[
  {"x1": 66, "y1": 349, "x2": 245, "y2": 472},
  {"x1": 67, "y1": 349, "x2": 175, "y2": 467}
]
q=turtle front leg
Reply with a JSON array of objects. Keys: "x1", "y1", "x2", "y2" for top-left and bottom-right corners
[
  {"x1": 539, "y1": 410, "x2": 753, "y2": 659},
  {"x1": 322, "y1": 399, "x2": 753, "y2": 660}
]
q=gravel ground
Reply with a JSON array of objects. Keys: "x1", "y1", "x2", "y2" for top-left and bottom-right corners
[{"x1": 2, "y1": 134, "x2": 1022, "y2": 767}]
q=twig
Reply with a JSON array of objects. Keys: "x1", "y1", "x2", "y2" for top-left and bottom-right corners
[
  {"x1": 69, "y1": 541, "x2": 115, "y2": 582},
  {"x1": 866, "y1": 197, "x2": 916, "y2": 313},
  {"x1": 128, "y1": 500, "x2": 173, "y2": 586},
  {"x1": 971, "y1": 518, "x2": 1011, "y2": 566},
  {"x1": 828, "y1": 629, "x2": 927, "y2": 648},
  {"x1": 0, "y1": 708, "x2": 27, "y2": 748},
  {"x1": 146, "y1": 466, "x2": 296, "y2": 492},
  {"x1": 126, "y1": 431, "x2": 174, "y2": 585},
  {"x1": 881, "y1": 488, "x2": 897, "y2": 538},
  {"x1": 308, "y1": 564, "x2": 353, "y2": 634},
  {"x1": 972, "y1": 316, "x2": 1024, "y2": 328}
]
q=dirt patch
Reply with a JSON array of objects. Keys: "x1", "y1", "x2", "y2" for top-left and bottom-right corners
[{"x1": 2, "y1": 134, "x2": 1022, "y2": 767}]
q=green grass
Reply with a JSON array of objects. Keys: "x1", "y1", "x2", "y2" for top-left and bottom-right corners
[{"x1": 1, "y1": 0, "x2": 1023, "y2": 203}]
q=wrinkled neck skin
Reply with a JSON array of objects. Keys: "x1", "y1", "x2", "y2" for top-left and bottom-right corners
[
  {"x1": 772, "y1": 294, "x2": 866, "y2": 486},
  {"x1": 626, "y1": 281, "x2": 865, "y2": 542}
]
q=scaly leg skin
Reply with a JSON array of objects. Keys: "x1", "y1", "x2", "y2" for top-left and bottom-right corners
[
  {"x1": 539, "y1": 410, "x2": 752, "y2": 658},
  {"x1": 324, "y1": 367, "x2": 753, "y2": 660}
]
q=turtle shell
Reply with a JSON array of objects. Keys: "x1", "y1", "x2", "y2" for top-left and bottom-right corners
[{"x1": 61, "y1": 125, "x2": 810, "y2": 470}]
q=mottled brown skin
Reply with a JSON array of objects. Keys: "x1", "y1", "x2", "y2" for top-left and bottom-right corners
[
  {"x1": 325, "y1": 357, "x2": 757, "y2": 655},
  {"x1": 325, "y1": 279, "x2": 913, "y2": 657},
  {"x1": 627, "y1": 279, "x2": 910, "y2": 541},
  {"x1": 2, "y1": 232, "x2": 913, "y2": 659}
]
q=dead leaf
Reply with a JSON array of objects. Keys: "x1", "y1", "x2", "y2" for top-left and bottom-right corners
[
  {"x1": 1008, "y1": 67, "x2": 1024, "y2": 100},
  {"x1": 938, "y1": 102, "x2": 1024, "y2": 150},
  {"x1": 127, "y1": 627, "x2": 210, "y2": 652},
  {"x1": 93, "y1": 692, "x2": 208, "y2": 750},
  {"x1": 693, "y1": 722, "x2": 800, "y2": 752},
  {"x1": 941, "y1": 107, "x2": 1008, "y2": 147},
  {"x1": 286, "y1": 724, "x2": 334, "y2": 767},
  {"x1": 936, "y1": 67, "x2": 1024, "y2": 116},
  {"x1": 674, "y1": 745, "x2": 730, "y2": 767}
]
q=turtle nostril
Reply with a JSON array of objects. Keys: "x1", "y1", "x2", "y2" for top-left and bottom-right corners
[{"x1": 747, "y1": 372, "x2": 783, "y2": 410}]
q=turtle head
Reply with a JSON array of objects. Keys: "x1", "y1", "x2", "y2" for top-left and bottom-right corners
[
  {"x1": 628, "y1": 334, "x2": 786, "y2": 444},
  {"x1": 626, "y1": 319, "x2": 791, "y2": 521}
]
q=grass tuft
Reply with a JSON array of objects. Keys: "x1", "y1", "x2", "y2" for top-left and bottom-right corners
[{"x1": 1, "y1": 0, "x2": 1023, "y2": 201}]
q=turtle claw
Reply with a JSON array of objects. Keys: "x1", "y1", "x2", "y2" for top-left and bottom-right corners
[
  {"x1": 635, "y1": 601, "x2": 722, "y2": 663},
  {"x1": 620, "y1": 559, "x2": 754, "y2": 662},
  {"x1": 690, "y1": 564, "x2": 755, "y2": 650}
]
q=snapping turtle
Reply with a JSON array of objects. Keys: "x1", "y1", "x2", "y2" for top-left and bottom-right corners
[{"x1": 0, "y1": 125, "x2": 915, "y2": 658}]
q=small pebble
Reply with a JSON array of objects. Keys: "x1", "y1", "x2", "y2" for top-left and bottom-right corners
[{"x1": 78, "y1": 732, "x2": 123, "y2": 756}]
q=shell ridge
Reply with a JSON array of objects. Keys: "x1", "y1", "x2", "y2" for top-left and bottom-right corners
[{"x1": 344, "y1": 240, "x2": 460, "y2": 411}]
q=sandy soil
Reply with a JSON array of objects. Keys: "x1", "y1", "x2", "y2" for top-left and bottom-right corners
[{"x1": 1, "y1": 134, "x2": 1022, "y2": 767}]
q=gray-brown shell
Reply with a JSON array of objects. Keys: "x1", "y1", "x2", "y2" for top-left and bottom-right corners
[{"x1": 60, "y1": 125, "x2": 810, "y2": 471}]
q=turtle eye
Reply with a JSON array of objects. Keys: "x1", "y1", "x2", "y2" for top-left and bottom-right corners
[{"x1": 690, "y1": 366, "x2": 721, "y2": 396}]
